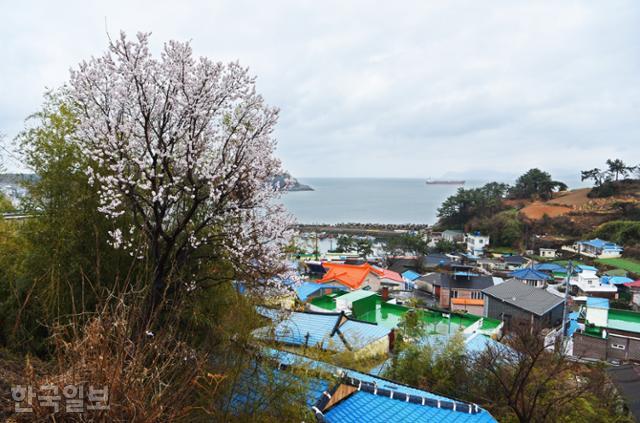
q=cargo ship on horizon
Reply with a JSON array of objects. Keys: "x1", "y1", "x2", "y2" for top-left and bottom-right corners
[{"x1": 425, "y1": 178, "x2": 465, "y2": 185}]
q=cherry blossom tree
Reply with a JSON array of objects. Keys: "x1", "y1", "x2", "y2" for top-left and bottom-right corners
[{"x1": 68, "y1": 32, "x2": 293, "y2": 315}]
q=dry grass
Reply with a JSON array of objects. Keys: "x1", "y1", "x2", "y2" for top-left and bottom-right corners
[{"x1": 7, "y1": 296, "x2": 221, "y2": 422}]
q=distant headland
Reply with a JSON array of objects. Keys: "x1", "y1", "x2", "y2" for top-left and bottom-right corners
[{"x1": 273, "y1": 172, "x2": 313, "y2": 191}]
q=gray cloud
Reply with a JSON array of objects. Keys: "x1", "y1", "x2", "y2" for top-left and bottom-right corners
[{"x1": 1, "y1": 0, "x2": 639, "y2": 181}]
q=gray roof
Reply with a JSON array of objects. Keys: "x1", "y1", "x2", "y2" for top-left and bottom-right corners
[
  {"x1": 503, "y1": 255, "x2": 528, "y2": 265},
  {"x1": 420, "y1": 272, "x2": 496, "y2": 290},
  {"x1": 482, "y1": 278, "x2": 564, "y2": 316}
]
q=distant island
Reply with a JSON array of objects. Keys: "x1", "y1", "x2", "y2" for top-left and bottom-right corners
[{"x1": 272, "y1": 172, "x2": 313, "y2": 191}]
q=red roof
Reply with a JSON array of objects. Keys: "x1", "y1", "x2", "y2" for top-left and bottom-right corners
[
  {"x1": 377, "y1": 268, "x2": 404, "y2": 283},
  {"x1": 624, "y1": 280, "x2": 640, "y2": 288},
  {"x1": 317, "y1": 263, "x2": 384, "y2": 290}
]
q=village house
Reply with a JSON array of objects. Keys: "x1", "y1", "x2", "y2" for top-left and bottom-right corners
[
  {"x1": 509, "y1": 268, "x2": 552, "y2": 288},
  {"x1": 499, "y1": 255, "x2": 531, "y2": 271},
  {"x1": 295, "y1": 281, "x2": 347, "y2": 302},
  {"x1": 418, "y1": 269, "x2": 502, "y2": 315},
  {"x1": 570, "y1": 238, "x2": 624, "y2": 259},
  {"x1": 482, "y1": 279, "x2": 565, "y2": 331},
  {"x1": 385, "y1": 256, "x2": 420, "y2": 274},
  {"x1": 423, "y1": 253, "x2": 457, "y2": 269},
  {"x1": 465, "y1": 232, "x2": 490, "y2": 256},
  {"x1": 254, "y1": 308, "x2": 392, "y2": 359},
  {"x1": 317, "y1": 263, "x2": 404, "y2": 292},
  {"x1": 240, "y1": 349, "x2": 498, "y2": 422},
  {"x1": 539, "y1": 248, "x2": 557, "y2": 258},
  {"x1": 442, "y1": 229, "x2": 464, "y2": 243},
  {"x1": 569, "y1": 265, "x2": 618, "y2": 299},
  {"x1": 573, "y1": 298, "x2": 640, "y2": 362},
  {"x1": 306, "y1": 288, "x2": 504, "y2": 338}
]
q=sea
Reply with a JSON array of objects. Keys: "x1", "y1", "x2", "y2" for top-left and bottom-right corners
[{"x1": 281, "y1": 177, "x2": 488, "y2": 225}]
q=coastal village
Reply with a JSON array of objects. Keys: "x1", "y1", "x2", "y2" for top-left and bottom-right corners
[
  {"x1": 3, "y1": 171, "x2": 640, "y2": 421},
  {"x1": 1, "y1": 7, "x2": 640, "y2": 420},
  {"x1": 243, "y1": 204, "x2": 640, "y2": 421}
]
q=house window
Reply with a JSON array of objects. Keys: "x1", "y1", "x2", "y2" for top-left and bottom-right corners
[
  {"x1": 611, "y1": 343, "x2": 626, "y2": 350},
  {"x1": 471, "y1": 291, "x2": 482, "y2": 299},
  {"x1": 451, "y1": 290, "x2": 458, "y2": 298}
]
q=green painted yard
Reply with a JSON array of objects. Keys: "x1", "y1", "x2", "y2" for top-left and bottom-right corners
[{"x1": 596, "y1": 258, "x2": 640, "y2": 275}]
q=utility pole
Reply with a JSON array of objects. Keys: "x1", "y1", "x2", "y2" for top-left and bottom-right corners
[{"x1": 560, "y1": 260, "x2": 574, "y2": 340}]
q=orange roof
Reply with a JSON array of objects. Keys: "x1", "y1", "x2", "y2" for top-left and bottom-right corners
[
  {"x1": 317, "y1": 263, "x2": 384, "y2": 290},
  {"x1": 451, "y1": 298, "x2": 484, "y2": 306}
]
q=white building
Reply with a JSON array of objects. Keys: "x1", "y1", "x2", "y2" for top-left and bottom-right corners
[
  {"x1": 465, "y1": 232, "x2": 490, "y2": 256},
  {"x1": 569, "y1": 265, "x2": 618, "y2": 299},
  {"x1": 539, "y1": 248, "x2": 557, "y2": 259},
  {"x1": 442, "y1": 229, "x2": 464, "y2": 243},
  {"x1": 574, "y1": 239, "x2": 623, "y2": 259}
]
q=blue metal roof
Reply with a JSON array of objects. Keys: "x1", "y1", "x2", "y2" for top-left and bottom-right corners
[
  {"x1": 324, "y1": 390, "x2": 496, "y2": 423},
  {"x1": 533, "y1": 263, "x2": 566, "y2": 272},
  {"x1": 579, "y1": 238, "x2": 622, "y2": 250},
  {"x1": 509, "y1": 268, "x2": 552, "y2": 281},
  {"x1": 587, "y1": 297, "x2": 610, "y2": 310},
  {"x1": 402, "y1": 270, "x2": 422, "y2": 281},
  {"x1": 254, "y1": 310, "x2": 390, "y2": 352},
  {"x1": 575, "y1": 264, "x2": 598, "y2": 272},
  {"x1": 339, "y1": 320, "x2": 391, "y2": 350},
  {"x1": 295, "y1": 282, "x2": 346, "y2": 301},
  {"x1": 261, "y1": 349, "x2": 497, "y2": 422}
]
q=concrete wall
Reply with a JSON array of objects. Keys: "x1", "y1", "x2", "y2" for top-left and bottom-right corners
[
  {"x1": 574, "y1": 333, "x2": 640, "y2": 362},
  {"x1": 573, "y1": 333, "x2": 607, "y2": 360}
]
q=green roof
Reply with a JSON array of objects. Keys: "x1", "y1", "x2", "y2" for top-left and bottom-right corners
[
  {"x1": 310, "y1": 294, "x2": 501, "y2": 336},
  {"x1": 309, "y1": 292, "x2": 347, "y2": 310},
  {"x1": 479, "y1": 318, "x2": 502, "y2": 331},
  {"x1": 606, "y1": 308, "x2": 640, "y2": 333},
  {"x1": 355, "y1": 301, "x2": 487, "y2": 335}
]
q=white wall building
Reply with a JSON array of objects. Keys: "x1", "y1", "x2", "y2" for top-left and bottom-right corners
[
  {"x1": 570, "y1": 266, "x2": 618, "y2": 298},
  {"x1": 465, "y1": 233, "x2": 490, "y2": 256},
  {"x1": 539, "y1": 248, "x2": 557, "y2": 258}
]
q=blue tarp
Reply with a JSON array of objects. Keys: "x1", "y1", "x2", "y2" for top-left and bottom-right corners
[
  {"x1": 602, "y1": 276, "x2": 634, "y2": 285},
  {"x1": 567, "y1": 311, "x2": 579, "y2": 337}
]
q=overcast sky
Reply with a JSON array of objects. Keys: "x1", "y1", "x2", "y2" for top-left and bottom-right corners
[{"x1": 1, "y1": 1, "x2": 639, "y2": 181}]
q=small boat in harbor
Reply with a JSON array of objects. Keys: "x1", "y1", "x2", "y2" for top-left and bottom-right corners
[{"x1": 425, "y1": 178, "x2": 465, "y2": 185}]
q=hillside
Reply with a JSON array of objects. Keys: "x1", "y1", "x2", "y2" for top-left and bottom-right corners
[{"x1": 519, "y1": 183, "x2": 640, "y2": 222}]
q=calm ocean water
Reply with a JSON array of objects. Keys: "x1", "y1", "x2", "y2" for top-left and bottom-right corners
[{"x1": 281, "y1": 177, "x2": 487, "y2": 225}]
